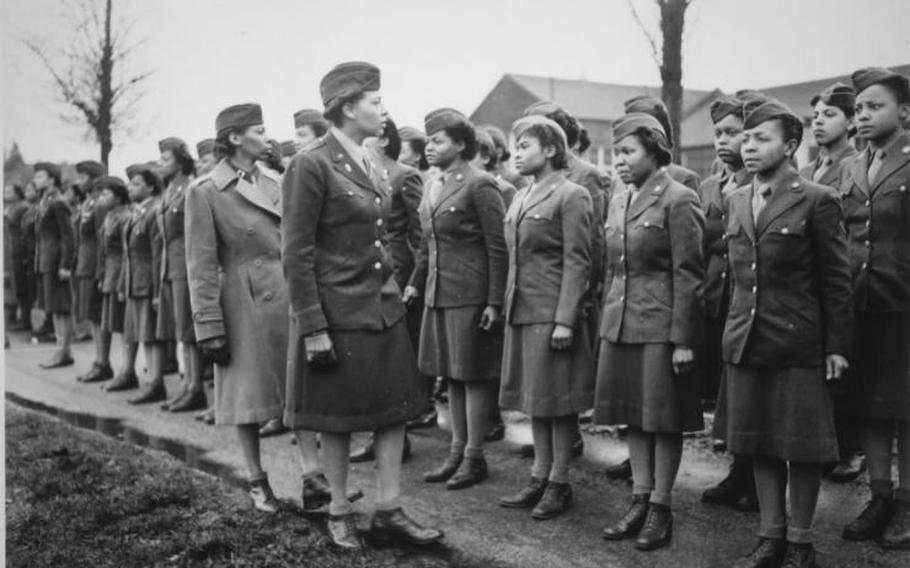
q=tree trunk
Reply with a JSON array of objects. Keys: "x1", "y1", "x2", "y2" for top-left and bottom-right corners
[
  {"x1": 659, "y1": 0, "x2": 687, "y2": 163},
  {"x1": 98, "y1": 0, "x2": 114, "y2": 168}
]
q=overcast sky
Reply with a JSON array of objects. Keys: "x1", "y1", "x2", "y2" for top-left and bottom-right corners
[{"x1": 2, "y1": 0, "x2": 908, "y2": 177}]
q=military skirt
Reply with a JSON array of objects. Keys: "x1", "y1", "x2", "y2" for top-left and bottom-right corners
[
  {"x1": 724, "y1": 364, "x2": 838, "y2": 462},
  {"x1": 124, "y1": 296, "x2": 157, "y2": 343},
  {"x1": 418, "y1": 305, "x2": 502, "y2": 381},
  {"x1": 73, "y1": 277, "x2": 103, "y2": 323},
  {"x1": 154, "y1": 280, "x2": 176, "y2": 341},
  {"x1": 500, "y1": 322, "x2": 594, "y2": 417},
  {"x1": 164, "y1": 278, "x2": 195, "y2": 343},
  {"x1": 100, "y1": 293, "x2": 125, "y2": 334},
  {"x1": 838, "y1": 312, "x2": 910, "y2": 421},
  {"x1": 284, "y1": 318, "x2": 428, "y2": 433},
  {"x1": 37, "y1": 270, "x2": 72, "y2": 314},
  {"x1": 594, "y1": 342, "x2": 703, "y2": 433}
]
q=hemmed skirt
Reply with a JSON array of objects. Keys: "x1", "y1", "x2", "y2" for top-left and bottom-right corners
[
  {"x1": 73, "y1": 277, "x2": 103, "y2": 323},
  {"x1": 123, "y1": 296, "x2": 157, "y2": 343},
  {"x1": 725, "y1": 363, "x2": 838, "y2": 462},
  {"x1": 168, "y1": 278, "x2": 195, "y2": 344},
  {"x1": 37, "y1": 271, "x2": 71, "y2": 314},
  {"x1": 593, "y1": 341, "x2": 703, "y2": 433},
  {"x1": 499, "y1": 323, "x2": 594, "y2": 418},
  {"x1": 284, "y1": 319, "x2": 428, "y2": 433},
  {"x1": 418, "y1": 305, "x2": 502, "y2": 381},
  {"x1": 100, "y1": 293, "x2": 125, "y2": 334},
  {"x1": 154, "y1": 281, "x2": 176, "y2": 341}
]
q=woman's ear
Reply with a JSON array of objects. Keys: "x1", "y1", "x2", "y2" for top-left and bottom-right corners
[
  {"x1": 228, "y1": 131, "x2": 242, "y2": 147},
  {"x1": 783, "y1": 137, "x2": 800, "y2": 158},
  {"x1": 543, "y1": 144, "x2": 557, "y2": 160}
]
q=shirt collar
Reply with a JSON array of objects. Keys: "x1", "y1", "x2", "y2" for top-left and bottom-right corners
[{"x1": 331, "y1": 126, "x2": 366, "y2": 167}]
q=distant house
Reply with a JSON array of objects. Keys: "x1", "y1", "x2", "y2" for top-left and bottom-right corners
[{"x1": 470, "y1": 64, "x2": 910, "y2": 179}]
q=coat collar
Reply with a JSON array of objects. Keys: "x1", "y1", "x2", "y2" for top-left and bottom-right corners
[
  {"x1": 210, "y1": 159, "x2": 281, "y2": 218},
  {"x1": 755, "y1": 167, "x2": 805, "y2": 237},
  {"x1": 626, "y1": 168, "x2": 670, "y2": 221},
  {"x1": 728, "y1": 187, "x2": 756, "y2": 242},
  {"x1": 325, "y1": 131, "x2": 381, "y2": 195},
  {"x1": 869, "y1": 130, "x2": 910, "y2": 192},
  {"x1": 430, "y1": 161, "x2": 470, "y2": 213},
  {"x1": 518, "y1": 171, "x2": 563, "y2": 222}
]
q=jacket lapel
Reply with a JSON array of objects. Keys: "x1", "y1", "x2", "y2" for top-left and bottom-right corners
[
  {"x1": 871, "y1": 133, "x2": 910, "y2": 193},
  {"x1": 432, "y1": 163, "x2": 468, "y2": 214},
  {"x1": 626, "y1": 170, "x2": 669, "y2": 222},
  {"x1": 849, "y1": 148, "x2": 872, "y2": 197},
  {"x1": 326, "y1": 133, "x2": 379, "y2": 195},
  {"x1": 756, "y1": 171, "x2": 805, "y2": 237},
  {"x1": 517, "y1": 172, "x2": 561, "y2": 222},
  {"x1": 234, "y1": 175, "x2": 281, "y2": 218}
]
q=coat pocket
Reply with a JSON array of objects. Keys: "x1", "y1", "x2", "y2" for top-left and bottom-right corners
[
  {"x1": 246, "y1": 261, "x2": 284, "y2": 305},
  {"x1": 634, "y1": 210, "x2": 667, "y2": 231}
]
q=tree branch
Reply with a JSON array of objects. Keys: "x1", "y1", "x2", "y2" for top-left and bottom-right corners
[{"x1": 627, "y1": 0, "x2": 662, "y2": 67}]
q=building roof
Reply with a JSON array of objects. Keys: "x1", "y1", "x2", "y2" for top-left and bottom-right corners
[{"x1": 505, "y1": 73, "x2": 715, "y2": 123}]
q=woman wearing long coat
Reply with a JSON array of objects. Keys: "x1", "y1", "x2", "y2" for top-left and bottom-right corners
[
  {"x1": 595, "y1": 113, "x2": 705, "y2": 552},
  {"x1": 282, "y1": 62, "x2": 440, "y2": 550}
]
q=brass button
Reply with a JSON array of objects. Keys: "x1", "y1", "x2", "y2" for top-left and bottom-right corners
[
  {"x1": 376, "y1": 219, "x2": 383, "y2": 226},
  {"x1": 374, "y1": 240, "x2": 381, "y2": 248},
  {"x1": 264, "y1": 292, "x2": 272, "y2": 301},
  {"x1": 862, "y1": 262, "x2": 868, "y2": 270},
  {"x1": 374, "y1": 262, "x2": 382, "y2": 270},
  {"x1": 247, "y1": 228, "x2": 254, "y2": 234},
  {"x1": 865, "y1": 200, "x2": 871, "y2": 207},
  {"x1": 374, "y1": 197, "x2": 381, "y2": 205},
  {"x1": 254, "y1": 259, "x2": 263, "y2": 267},
  {"x1": 750, "y1": 308, "x2": 756, "y2": 316},
  {"x1": 750, "y1": 262, "x2": 757, "y2": 271}
]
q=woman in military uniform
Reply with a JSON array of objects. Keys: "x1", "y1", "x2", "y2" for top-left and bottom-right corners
[
  {"x1": 93, "y1": 176, "x2": 131, "y2": 376},
  {"x1": 196, "y1": 139, "x2": 217, "y2": 176},
  {"x1": 840, "y1": 68, "x2": 910, "y2": 551},
  {"x1": 282, "y1": 62, "x2": 440, "y2": 549},
  {"x1": 398, "y1": 125, "x2": 431, "y2": 177},
  {"x1": 723, "y1": 101, "x2": 851, "y2": 568},
  {"x1": 594, "y1": 114, "x2": 704, "y2": 552},
  {"x1": 402, "y1": 108, "x2": 507, "y2": 491},
  {"x1": 498, "y1": 115, "x2": 593, "y2": 520},
  {"x1": 4, "y1": 182, "x2": 30, "y2": 331},
  {"x1": 293, "y1": 108, "x2": 329, "y2": 151},
  {"x1": 33, "y1": 162, "x2": 76, "y2": 368}
]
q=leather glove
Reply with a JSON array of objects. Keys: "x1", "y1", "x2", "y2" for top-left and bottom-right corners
[{"x1": 199, "y1": 336, "x2": 231, "y2": 366}]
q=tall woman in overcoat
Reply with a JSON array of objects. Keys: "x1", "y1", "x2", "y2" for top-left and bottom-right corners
[
  {"x1": 595, "y1": 113, "x2": 705, "y2": 552},
  {"x1": 282, "y1": 62, "x2": 441, "y2": 550},
  {"x1": 723, "y1": 101, "x2": 852, "y2": 568},
  {"x1": 498, "y1": 115, "x2": 593, "y2": 520},
  {"x1": 840, "y1": 68, "x2": 910, "y2": 551},
  {"x1": 403, "y1": 108, "x2": 507, "y2": 491}
]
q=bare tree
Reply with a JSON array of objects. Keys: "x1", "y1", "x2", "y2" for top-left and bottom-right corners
[
  {"x1": 628, "y1": 0, "x2": 692, "y2": 161},
  {"x1": 23, "y1": 0, "x2": 151, "y2": 167}
]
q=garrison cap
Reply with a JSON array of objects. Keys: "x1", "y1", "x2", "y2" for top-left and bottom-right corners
[
  {"x1": 294, "y1": 108, "x2": 327, "y2": 129},
  {"x1": 851, "y1": 67, "x2": 910, "y2": 103},
  {"x1": 424, "y1": 108, "x2": 470, "y2": 135},
  {"x1": 479, "y1": 124, "x2": 510, "y2": 158},
  {"x1": 612, "y1": 112, "x2": 668, "y2": 145},
  {"x1": 320, "y1": 61, "x2": 381, "y2": 112},
  {"x1": 398, "y1": 126, "x2": 426, "y2": 142},
  {"x1": 75, "y1": 160, "x2": 106, "y2": 178},
  {"x1": 196, "y1": 138, "x2": 215, "y2": 157},
  {"x1": 94, "y1": 175, "x2": 127, "y2": 192},
  {"x1": 125, "y1": 163, "x2": 145, "y2": 179},
  {"x1": 215, "y1": 103, "x2": 263, "y2": 136},
  {"x1": 810, "y1": 82, "x2": 855, "y2": 109},
  {"x1": 158, "y1": 137, "x2": 187, "y2": 154},
  {"x1": 511, "y1": 115, "x2": 568, "y2": 150},
  {"x1": 524, "y1": 100, "x2": 564, "y2": 117},
  {"x1": 475, "y1": 128, "x2": 496, "y2": 156},
  {"x1": 710, "y1": 95, "x2": 745, "y2": 123},
  {"x1": 743, "y1": 100, "x2": 804, "y2": 144},
  {"x1": 280, "y1": 140, "x2": 297, "y2": 157},
  {"x1": 33, "y1": 161, "x2": 61, "y2": 181},
  {"x1": 624, "y1": 95, "x2": 672, "y2": 144}
]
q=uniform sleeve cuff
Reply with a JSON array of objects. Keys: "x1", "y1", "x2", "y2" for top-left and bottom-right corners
[{"x1": 292, "y1": 305, "x2": 329, "y2": 337}]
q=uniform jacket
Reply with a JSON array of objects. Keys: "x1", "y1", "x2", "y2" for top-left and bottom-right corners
[
  {"x1": 667, "y1": 163, "x2": 701, "y2": 192},
  {"x1": 499, "y1": 167, "x2": 529, "y2": 191},
  {"x1": 385, "y1": 160, "x2": 423, "y2": 291},
  {"x1": 503, "y1": 172, "x2": 593, "y2": 327},
  {"x1": 411, "y1": 162, "x2": 507, "y2": 308},
  {"x1": 698, "y1": 167, "x2": 752, "y2": 319},
  {"x1": 282, "y1": 131, "x2": 405, "y2": 336},
  {"x1": 799, "y1": 144, "x2": 858, "y2": 189},
  {"x1": 157, "y1": 174, "x2": 192, "y2": 282},
  {"x1": 566, "y1": 154, "x2": 610, "y2": 291},
  {"x1": 98, "y1": 204, "x2": 131, "y2": 294},
  {"x1": 496, "y1": 177, "x2": 517, "y2": 209},
  {"x1": 74, "y1": 190, "x2": 112, "y2": 279},
  {"x1": 723, "y1": 169, "x2": 853, "y2": 367},
  {"x1": 601, "y1": 169, "x2": 705, "y2": 345},
  {"x1": 35, "y1": 189, "x2": 74, "y2": 275},
  {"x1": 839, "y1": 131, "x2": 910, "y2": 313},
  {"x1": 4, "y1": 201, "x2": 29, "y2": 261},
  {"x1": 119, "y1": 196, "x2": 162, "y2": 300},
  {"x1": 185, "y1": 161, "x2": 289, "y2": 391}
]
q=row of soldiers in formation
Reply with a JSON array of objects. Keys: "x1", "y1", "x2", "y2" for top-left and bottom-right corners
[{"x1": 4, "y1": 61, "x2": 910, "y2": 567}]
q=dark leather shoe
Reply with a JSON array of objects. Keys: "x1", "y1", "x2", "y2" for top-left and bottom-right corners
[
  {"x1": 731, "y1": 537, "x2": 787, "y2": 568},
  {"x1": 532, "y1": 482, "x2": 573, "y2": 520},
  {"x1": 879, "y1": 500, "x2": 910, "y2": 550},
  {"x1": 702, "y1": 464, "x2": 748, "y2": 506},
  {"x1": 603, "y1": 494, "x2": 650, "y2": 540},
  {"x1": 203, "y1": 409, "x2": 215, "y2": 425},
  {"x1": 259, "y1": 418, "x2": 289, "y2": 438},
  {"x1": 128, "y1": 381, "x2": 167, "y2": 404},
  {"x1": 843, "y1": 494, "x2": 895, "y2": 541},
  {"x1": 104, "y1": 371, "x2": 139, "y2": 391},
  {"x1": 170, "y1": 389, "x2": 207, "y2": 412},
  {"x1": 500, "y1": 477, "x2": 548, "y2": 509},
  {"x1": 406, "y1": 409, "x2": 438, "y2": 430},
  {"x1": 484, "y1": 421, "x2": 506, "y2": 442},
  {"x1": 301, "y1": 474, "x2": 364, "y2": 512},
  {"x1": 39, "y1": 354, "x2": 74, "y2": 369},
  {"x1": 249, "y1": 475, "x2": 280, "y2": 513},
  {"x1": 635, "y1": 503, "x2": 673, "y2": 551},
  {"x1": 328, "y1": 513, "x2": 363, "y2": 549},
  {"x1": 780, "y1": 542, "x2": 816, "y2": 568},
  {"x1": 77, "y1": 362, "x2": 113, "y2": 383},
  {"x1": 350, "y1": 441, "x2": 375, "y2": 463},
  {"x1": 829, "y1": 453, "x2": 866, "y2": 483},
  {"x1": 160, "y1": 387, "x2": 187, "y2": 410},
  {"x1": 734, "y1": 489, "x2": 760, "y2": 513},
  {"x1": 605, "y1": 458, "x2": 632, "y2": 480},
  {"x1": 424, "y1": 454, "x2": 462, "y2": 483},
  {"x1": 371, "y1": 507, "x2": 443, "y2": 546},
  {"x1": 432, "y1": 377, "x2": 447, "y2": 402},
  {"x1": 446, "y1": 457, "x2": 488, "y2": 490},
  {"x1": 518, "y1": 443, "x2": 535, "y2": 458}
]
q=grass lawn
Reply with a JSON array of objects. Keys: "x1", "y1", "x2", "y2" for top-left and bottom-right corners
[{"x1": 5, "y1": 403, "x2": 484, "y2": 567}]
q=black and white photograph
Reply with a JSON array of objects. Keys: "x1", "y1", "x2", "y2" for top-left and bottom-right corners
[{"x1": 2, "y1": 0, "x2": 910, "y2": 566}]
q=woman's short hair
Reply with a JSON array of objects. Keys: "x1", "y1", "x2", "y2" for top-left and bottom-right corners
[
  {"x1": 520, "y1": 123, "x2": 569, "y2": 170},
  {"x1": 323, "y1": 92, "x2": 367, "y2": 127},
  {"x1": 442, "y1": 122, "x2": 477, "y2": 161},
  {"x1": 380, "y1": 118, "x2": 402, "y2": 161},
  {"x1": 169, "y1": 143, "x2": 197, "y2": 176},
  {"x1": 545, "y1": 109, "x2": 581, "y2": 148},
  {"x1": 405, "y1": 138, "x2": 429, "y2": 170},
  {"x1": 133, "y1": 168, "x2": 163, "y2": 196},
  {"x1": 632, "y1": 127, "x2": 673, "y2": 168}
]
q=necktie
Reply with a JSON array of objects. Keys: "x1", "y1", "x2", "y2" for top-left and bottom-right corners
[
  {"x1": 752, "y1": 184, "x2": 771, "y2": 224},
  {"x1": 867, "y1": 149, "x2": 885, "y2": 186},
  {"x1": 813, "y1": 157, "x2": 832, "y2": 182}
]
